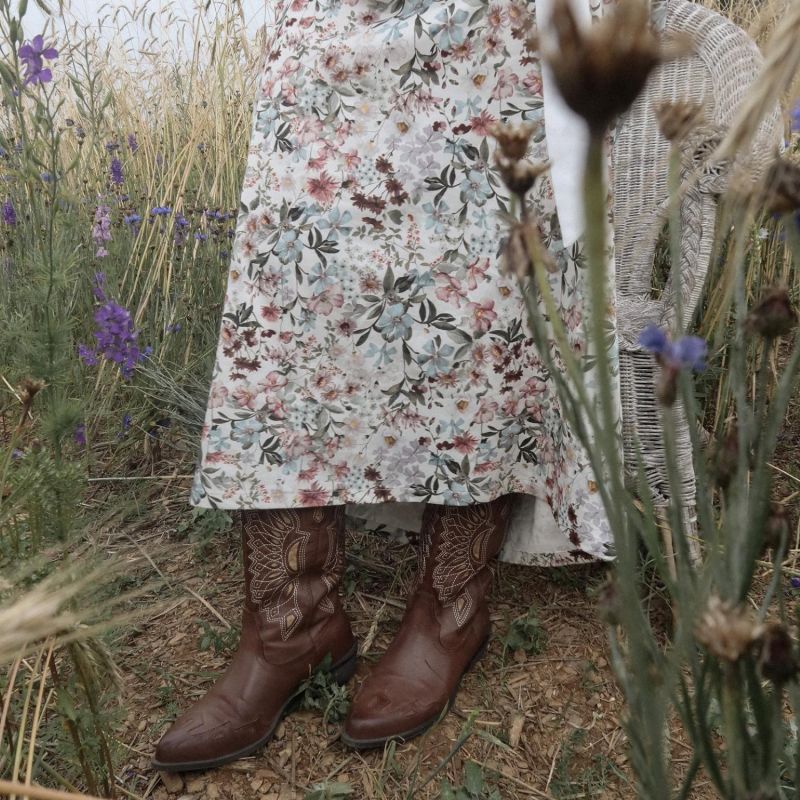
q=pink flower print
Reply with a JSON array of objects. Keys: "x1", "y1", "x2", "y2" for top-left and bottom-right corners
[
  {"x1": 522, "y1": 377, "x2": 547, "y2": 398},
  {"x1": 565, "y1": 303, "x2": 582, "y2": 332},
  {"x1": 453, "y1": 432, "x2": 479, "y2": 454},
  {"x1": 465, "y1": 257, "x2": 490, "y2": 289},
  {"x1": 307, "y1": 171, "x2": 340, "y2": 205},
  {"x1": 435, "y1": 273, "x2": 468, "y2": 308},
  {"x1": 468, "y1": 299, "x2": 497, "y2": 333},
  {"x1": 501, "y1": 394, "x2": 522, "y2": 417},
  {"x1": 299, "y1": 484, "x2": 330, "y2": 505},
  {"x1": 469, "y1": 109, "x2": 498, "y2": 137},
  {"x1": 487, "y1": 4, "x2": 508, "y2": 28},
  {"x1": 523, "y1": 69, "x2": 543, "y2": 96},
  {"x1": 208, "y1": 384, "x2": 229, "y2": 408},
  {"x1": 475, "y1": 399, "x2": 499, "y2": 423},
  {"x1": 232, "y1": 386, "x2": 259, "y2": 410},
  {"x1": 308, "y1": 286, "x2": 345, "y2": 315},
  {"x1": 491, "y1": 68, "x2": 519, "y2": 100},
  {"x1": 260, "y1": 304, "x2": 281, "y2": 322}
]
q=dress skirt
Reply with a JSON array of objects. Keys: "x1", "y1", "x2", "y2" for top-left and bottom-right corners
[{"x1": 189, "y1": 0, "x2": 621, "y2": 566}]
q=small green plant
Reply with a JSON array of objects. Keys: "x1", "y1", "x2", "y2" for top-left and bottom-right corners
[
  {"x1": 295, "y1": 654, "x2": 351, "y2": 725},
  {"x1": 304, "y1": 782, "x2": 354, "y2": 800},
  {"x1": 440, "y1": 761, "x2": 502, "y2": 800},
  {"x1": 549, "y1": 730, "x2": 619, "y2": 799},
  {"x1": 197, "y1": 619, "x2": 239, "y2": 654},
  {"x1": 176, "y1": 507, "x2": 234, "y2": 559},
  {"x1": 501, "y1": 607, "x2": 547, "y2": 658}
]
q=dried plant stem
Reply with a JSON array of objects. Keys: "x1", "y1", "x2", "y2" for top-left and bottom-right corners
[{"x1": 0, "y1": 779, "x2": 106, "y2": 800}]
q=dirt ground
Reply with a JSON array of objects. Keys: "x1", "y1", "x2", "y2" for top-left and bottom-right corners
[{"x1": 110, "y1": 516, "x2": 716, "y2": 800}]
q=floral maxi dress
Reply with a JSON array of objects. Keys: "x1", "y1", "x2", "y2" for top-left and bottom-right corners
[{"x1": 189, "y1": 0, "x2": 620, "y2": 565}]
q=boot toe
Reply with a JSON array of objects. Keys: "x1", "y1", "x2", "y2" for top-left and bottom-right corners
[
  {"x1": 343, "y1": 674, "x2": 444, "y2": 746},
  {"x1": 153, "y1": 706, "x2": 234, "y2": 769}
]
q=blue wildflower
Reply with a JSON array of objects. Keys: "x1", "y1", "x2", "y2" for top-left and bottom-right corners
[
  {"x1": 792, "y1": 576, "x2": 800, "y2": 589},
  {"x1": 78, "y1": 299, "x2": 150, "y2": 380},
  {"x1": 92, "y1": 271, "x2": 107, "y2": 302},
  {"x1": 194, "y1": 231, "x2": 208, "y2": 241},
  {"x1": 150, "y1": 205, "x2": 172, "y2": 217},
  {"x1": 639, "y1": 325, "x2": 707, "y2": 371},
  {"x1": 2, "y1": 199, "x2": 16, "y2": 226},
  {"x1": 74, "y1": 422, "x2": 86, "y2": 447},
  {"x1": 18, "y1": 35, "x2": 58, "y2": 86},
  {"x1": 124, "y1": 212, "x2": 141, "y2": 227},
  {"x1": 128, "y1": 133, "x2": 138, "y2": 153},
  {"x1": 791, "y1": 102, "x2": 800, "y2": 134}
]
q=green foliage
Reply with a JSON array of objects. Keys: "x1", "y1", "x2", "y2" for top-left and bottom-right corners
[
  {"x1": 197, "y1": 619, "x2": 239, "y2": 654},
  {"x1": 440, "y1": 761, "x2": 502, "y2": 800},
  {"x1": 295, "y1": 653, "x2": 351, "y2": 726},
  {"x1": 501, "y1": 607, "x2": 547, "y2": 658},
  {"x1": 548, "y1": 730, "x2": 618, "y2": 799},
  {"x1": 304, "y1": 782, "x2": 354, "y2": 800},
  {"x1": 177, "y1": 507, "x2": 235, "y2": 559}
]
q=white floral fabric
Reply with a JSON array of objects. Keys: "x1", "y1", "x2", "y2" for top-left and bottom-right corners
[{"x1": 190, "y1": 0, "x2": 620, "y2": 564}]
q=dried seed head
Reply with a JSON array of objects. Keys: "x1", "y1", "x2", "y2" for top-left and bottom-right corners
[
  {"x1": 655, "y1": 100, "x2": 705, "y2": 142},
  {"x1": 695, "y1": 595, "x2": 764, "y2": 662},
  {"x1": 762, "y1": 157, "x2": 800, "y2": 216},
  {"x1": 762, "y1": 502, "x2": 793, "y2": 554},
  {"x1": 709, "y1": 423, "x2": 739, "y2": 490},
  {"x1": 541, "y1": 0, "x2": 692, "y2": 133},
  {"x1": 655, "y1": 362, "x2": 679, "y2": 406},
  {"x1": 18, "y1": 377, "x2": 45, "y2": 416},
  {"x1": 494, "y1": 153, "x2": 548, "y2": 198},
  {"x1": 756, "y1": 621, "x2": 799, "y2": 684},
  {"x1": 489, "y1": 120, "x2": 539, "y2": 162},
  {"x1": 745, "y1": 285, "x2": 798, "y2": 339}
]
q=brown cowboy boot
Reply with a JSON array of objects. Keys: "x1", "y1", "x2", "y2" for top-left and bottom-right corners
[
  {"x1": 341, "y1": 494, "x2": 514, "y2": 749},
  {"x1": 153, "y1": 506, "x2": 356, "y2": 771}
]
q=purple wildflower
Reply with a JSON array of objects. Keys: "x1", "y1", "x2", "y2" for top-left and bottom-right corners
[
  {"x1": 639, "y1": 325, "x2": 707, "y2": 371},
  {"x1": 792, "y1": 576, "x2": 800, "y2": 589},
  {"x1": 74, "y1": 422, "x2": 86, "y2": 447},
  {"x1": 78, "y1": 342, "x2": 99, "y2": 366},
  {"x1": 2, "y1": 199, "x2": 16, "y2": 226},
  {"x1": 791, "y1": 103, "x2": 800, "y2": 134},
  {"x1": 110, "y1": 157, "x2": 124, "y2": 186},
  {"x1": 150, "y1": 205, "x2": 171, "y2": 217},
  {"x1": 166, "y1": 322, "x2": 182, "y2": 333},
  {"x1": 194, "y1": 231, "x2": 208, "y2": 241},
  {"x1": 122, "y1": 412, "x2": 132, "y2": 431},
  {"x1": 18, "y1": 35, "x2": 59, "y2": 86},
  {"x1": 105, "y1": 141, "x2": 120, "y2": 153},
  {"x1": 128, "y1": 133, "x2": 138, "y2": 153},
  {"x1": 92, "y1": 271, "x2": 107, "y2": 302},
  {"x1": 11, "y1": 448, "x2": 25, "y2": 460},
  {"x1": 92, "y1": 204, "x2": 112, "y2": 258}
]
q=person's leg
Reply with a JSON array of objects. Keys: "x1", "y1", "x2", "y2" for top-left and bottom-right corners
[
  {"x1": 153, "y1": 506, "x2": 356, "y2": 771},
  {"x1": 341, "y1": 494, "x2": 515, "y2": 749}
]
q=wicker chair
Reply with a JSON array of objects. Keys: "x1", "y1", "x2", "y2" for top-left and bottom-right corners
[
  {"x1": 615, "y1": 0, "x2": 782, "y2": 561},
  {"x1": 347, "y1": 0, "x2": 783, "y2": 565}
]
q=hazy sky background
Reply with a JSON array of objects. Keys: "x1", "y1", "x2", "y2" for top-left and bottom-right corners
[{"x1": 22, "y1": 0, "x2": 271, "y2": 53}]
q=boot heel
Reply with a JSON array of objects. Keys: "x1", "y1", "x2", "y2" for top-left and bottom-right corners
[{"x1": 331, "y1": 642, "x2": 358, "y2": 685}]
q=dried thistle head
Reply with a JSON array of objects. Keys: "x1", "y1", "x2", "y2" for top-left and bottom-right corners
[
  {"x1": 694, "y1": 595, "x2": 764, "y2": 662},
  {"x1": 541, "y1": 0, "x2": 692, "y2": 134},
  {"x1": 494, "y1": 155, "x2": 548, "y2": 198},
  {"x1": 489, "y1": 120, "x2": 539, "y2": 162},
  {"x1": 654, "y1": 100, "x2": 705, "y2": 142},
  {"x1": 756, "y1": 621, "x2": 799, "y2": 684},
  {"x1": 762, "y1": 502, "x2": 794, "y2": 554},
  {"x1": 745, "y1": 285, "x2": 798, "y2": 339},
  {"x1": 17, "y1": 377, "x2": 46, "y2": 417},
  {"x1": 762, "y1": 157, "x2": 800, "y2": 215}
]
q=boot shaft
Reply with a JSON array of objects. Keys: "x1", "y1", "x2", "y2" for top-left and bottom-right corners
[
  {"x1": 241, "y1": 506, "x2": 346, "y2": 642},
  {"x1": 418, "y1": 494, "x2": 514, "y2": 629}
]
